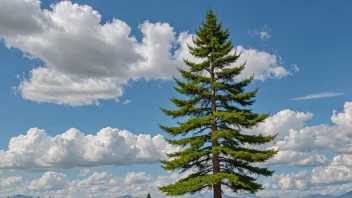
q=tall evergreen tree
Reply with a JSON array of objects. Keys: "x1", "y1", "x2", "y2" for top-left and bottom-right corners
[
  {"x1": 158, "y1": 9, "x2": 278, "y2": 198},
  {"x1": 146, "y1": 193, "x2": 151, "y2": 198}
]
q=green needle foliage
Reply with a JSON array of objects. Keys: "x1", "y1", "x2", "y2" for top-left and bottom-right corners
[
  {"x1": 158, "y1": 9, "x2": 278, "y2": 198},
  {"x1": 146, "y1": 193, "x2": 151, "y2": 198}
]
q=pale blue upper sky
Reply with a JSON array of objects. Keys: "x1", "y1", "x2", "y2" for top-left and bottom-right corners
[{"x1": 0, "y1": 0, "x2": 351, "y2": 197}]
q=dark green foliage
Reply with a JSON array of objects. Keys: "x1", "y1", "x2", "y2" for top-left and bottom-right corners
[
  {"x1": 158, "y1": 9, "x2": 278, "y2": 198},
  {"x1": 146, "y1": 193, "x2": 151, "y2": 198}
]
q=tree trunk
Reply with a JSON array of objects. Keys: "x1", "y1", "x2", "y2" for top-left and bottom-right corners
[{"x1": 211, "y1": 68, "x2": 222, "y2": 198}]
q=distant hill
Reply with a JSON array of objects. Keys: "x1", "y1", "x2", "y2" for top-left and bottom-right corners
[
  {"x1": 338, "y1": 190, "x2": 352, "y2": 198},
  {"x1": 10, "y1": 195, "x2": 32, "y2": 198}
]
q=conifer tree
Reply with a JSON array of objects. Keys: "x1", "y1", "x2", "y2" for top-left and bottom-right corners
[
  {"x1": 146, "y1": 193, "x2": 151, "y2": 198},
  {"x1": 158, "y1": 9, "x2": 278, "y2": 198}
]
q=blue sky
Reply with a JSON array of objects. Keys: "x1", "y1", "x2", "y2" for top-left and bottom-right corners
[{"x1": 0, "y1": 0, "x2": 351, "y2": 197}]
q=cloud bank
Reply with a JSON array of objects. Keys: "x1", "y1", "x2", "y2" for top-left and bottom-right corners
[
  {"x1": 0, "y1": 170, "x2": 194, "y2": 198},
  {"x1": 0, "y1": 127, "x2": 179, "y2": 171},
  {"x1": 1, "y1": 101, "x2": 352, "y2": 197}
]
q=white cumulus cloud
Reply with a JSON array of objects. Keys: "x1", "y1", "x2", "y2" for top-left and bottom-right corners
[
  {"x1": 0, "y1": 0, "x2": 294, "y2": 106},
  {"x1": 29, "y1": 171, "x2": 69, "y2": 191},
  {"x1": 0, "y1": 127, "x2": 179, "y2": 171},
  {"x1": 124, "y1": 172, "x2": 151, "y2": 185},
  {"x1": 259, "y1": 101, "x2": 352, "y2": 196}
]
